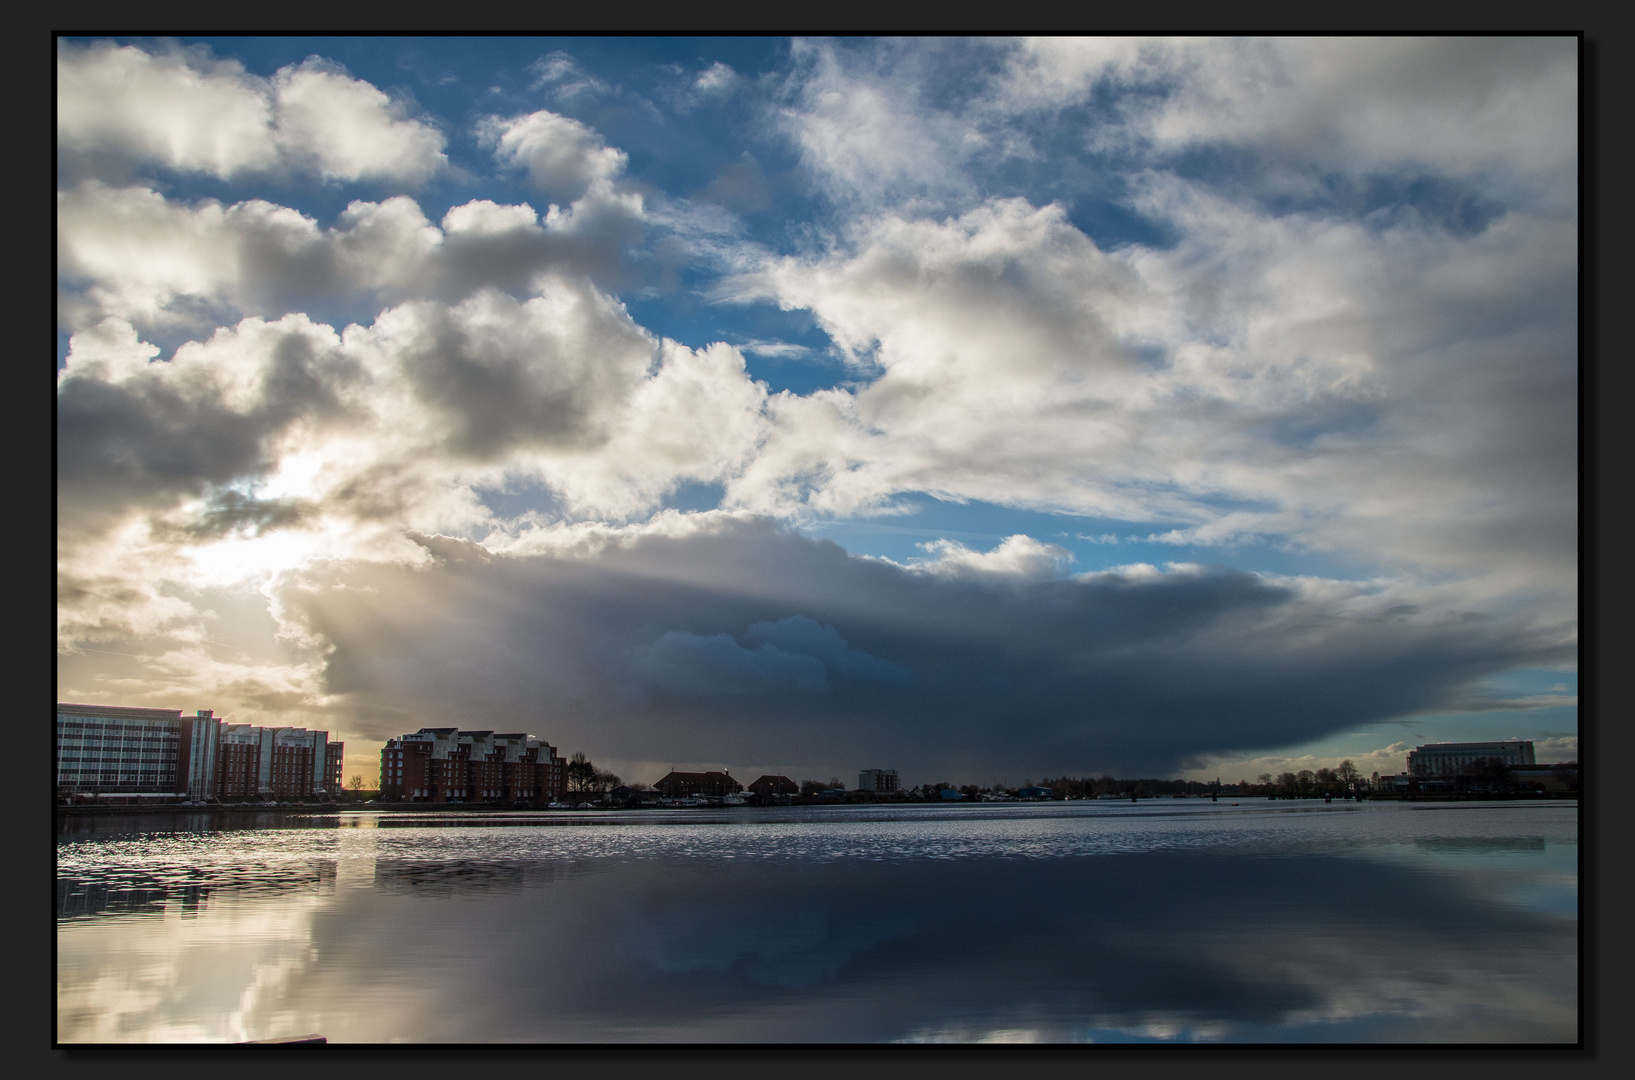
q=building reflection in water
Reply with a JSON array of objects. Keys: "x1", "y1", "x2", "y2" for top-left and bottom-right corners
[{"x1": 56, "y1": 808, "x2": 1576, "y2": 1043}]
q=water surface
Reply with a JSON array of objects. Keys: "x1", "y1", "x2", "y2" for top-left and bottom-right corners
[{"x1": 56, "y1": 799, "x2": 1578, "y2": 1043}]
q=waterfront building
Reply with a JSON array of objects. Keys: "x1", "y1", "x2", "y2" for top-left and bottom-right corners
[
  {"x1": 216, "y1": 723, "x2": 260, "y2": 797},
  {"x1": 325, "y1": 740, "x2": 345, "y2": 792},
  {"x1": 217, "y1": 725, "x2": 343, "y2": 799},
  {"x1": 858, "y1": 768, "x2": 900, "y2": 794},
  {"x1": 56, "y1": 703, "x2": 221, "y2": 801},
  {"x1": 747, "y1": 775, "x2": 798, "y2": 798},
  {"x1": 56, "y1": 703, "x2": 344, "y2": 804},
  {"x1": 1407, "y1": 741, "x2": 1536, "y2": 777},
  {"x1": 378, "y1": 728, "x2": 567, "y2": 803},
  {"x1": 216, "y1": 723, "x2": 343, "y2": 799},
  {"x1": 655, "y1": 770, "x2": 743, "y2": 797},
  {"x1": 1509, "y1": 763, "x2": 1579, "y2": 793}
]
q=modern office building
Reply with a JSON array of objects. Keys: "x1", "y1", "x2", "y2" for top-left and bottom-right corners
[
  {"x1": 379, "y1": 728, "x2": 568, "y2": 803},
  {"x1": 55, "y1": 703, "x2": 221, "y2": 800},
  {"x1": 1407, "y1": 741, "x2": 1536, "y2": 777},
  {"x1": 56, "y1": 703, "x2": 344, "y2": 803},
  {"x1": 858, "y1": 768, "x2": 900, "y2": 793}
]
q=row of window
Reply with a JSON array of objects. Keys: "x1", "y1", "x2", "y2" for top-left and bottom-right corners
[{"x1": 58, "y1": 749, "x2": 176, "y2": 755}]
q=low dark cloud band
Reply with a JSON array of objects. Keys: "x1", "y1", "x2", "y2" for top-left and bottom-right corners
[{"x1": 287, "y1": 518, "x2": 1571, "y2": 778}]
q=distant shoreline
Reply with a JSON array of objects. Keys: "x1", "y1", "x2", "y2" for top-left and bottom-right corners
[{"x1": 55, "y1": 791, "x2": 1576, "y2": 817}]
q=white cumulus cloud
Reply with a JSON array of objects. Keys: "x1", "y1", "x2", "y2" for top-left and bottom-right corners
[
  {"x1": 484, "y1": 109, "x2": 629, "y2": 201},
  {"x1": 57, "y1": 42, "x2": 447, "y2": 184}
]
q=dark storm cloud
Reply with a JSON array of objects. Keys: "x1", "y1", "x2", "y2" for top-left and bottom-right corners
[
  {"x1": 284, "y1": 517, "x2": 1570, "y2": 777},
  {"x1": 632, "y1": 615, "x2": 914, "y2": 696}
]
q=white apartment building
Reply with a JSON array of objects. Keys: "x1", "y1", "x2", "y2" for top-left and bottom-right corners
[{"x1": 858, "y1": 768, "x2": 900, "y2": 793}]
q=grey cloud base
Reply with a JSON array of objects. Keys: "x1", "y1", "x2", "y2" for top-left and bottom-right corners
[{"x1": 287, "y1": 518, "x2": 1570, "y2": 779}]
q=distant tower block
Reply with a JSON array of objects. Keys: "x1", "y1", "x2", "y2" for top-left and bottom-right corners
[{"x1": 858, "y1": 768, "x2": 899, "y2": 793}]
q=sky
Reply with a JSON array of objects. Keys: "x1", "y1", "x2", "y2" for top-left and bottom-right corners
[{"x1": 55, "y1": 36, "x2": 1579, "y2": 788}]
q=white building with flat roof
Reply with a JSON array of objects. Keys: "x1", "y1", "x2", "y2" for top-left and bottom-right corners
[
  {"x1": 858, "y1": 768, "x2": 900, "y2": 793},
  {"x1": 1407, "y1": 740, "x2": 1536, "y2": 777}
]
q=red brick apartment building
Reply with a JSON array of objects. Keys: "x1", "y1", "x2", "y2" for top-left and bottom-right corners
[
  {"x1": 216, "y1": 723, "x2": 345, "y2": 799},
  {"x1": 379, "y1": 728, "x2": 568, "y2": 803}
]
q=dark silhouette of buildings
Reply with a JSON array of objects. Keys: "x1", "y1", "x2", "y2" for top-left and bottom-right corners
[
  {"x1": 655, "y1": 770, "x2": 743, "y2": 797},
  {"x1": 748, "y1": 775, "x2": 799, "y2": 798}
]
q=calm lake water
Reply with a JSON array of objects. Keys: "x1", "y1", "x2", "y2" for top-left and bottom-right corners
[{"x1": 56, "y1": 799, "x2": 1578, "y2": 1044}]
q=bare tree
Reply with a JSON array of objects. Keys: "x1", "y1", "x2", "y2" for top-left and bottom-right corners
[{"x1": 567, "y1": 752, "x2": 598, "y2": 794}]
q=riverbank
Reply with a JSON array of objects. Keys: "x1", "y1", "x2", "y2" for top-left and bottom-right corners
[
  {"x1": 55, "y1": 788, "x2": 1579, "y2": 817},
  {"x1": 57, "y1": 801, "x2": 361, "y2": 816},
  {"x1": 1359, "y1": 791, "x2": 1577, "y2": 801}
]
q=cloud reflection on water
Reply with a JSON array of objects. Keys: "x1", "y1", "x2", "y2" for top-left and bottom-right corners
[{"x1": 57, "y1": 806, "x2": 1576, "y2": 1043}]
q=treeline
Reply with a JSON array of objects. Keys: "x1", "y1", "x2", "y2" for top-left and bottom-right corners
[
  {"x1": 1037, "y1": 776, "x2": 1242, "y2": 798},
  {"x1": 908, "y1": 760, "x2": 1371, "y2": 800},
  {"x1": 900, "y1": 777, "x2": 1244, "y2": 800},
  {"x1": 1243, "y1": 762, "x2": 1365, "y2": 798},
  {"x1": 562, "y1": 757, "x2": 1380, "y2": 802}
]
